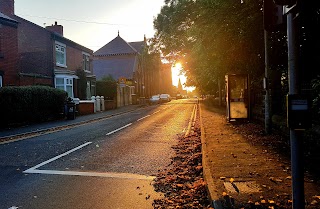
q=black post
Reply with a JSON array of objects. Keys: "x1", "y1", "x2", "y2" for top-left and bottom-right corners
[{"x1": 287, "y1": 10, "x2": 305, "y2": 209}]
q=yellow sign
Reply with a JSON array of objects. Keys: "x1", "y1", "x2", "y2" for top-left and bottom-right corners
[{"x1": 119, "y1": 77, "x2": 126, "y2": 84}]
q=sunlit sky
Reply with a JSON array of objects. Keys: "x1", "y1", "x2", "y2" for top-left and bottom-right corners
[
  {"x1": 14, "y1": 0, "x2": 190, "y2": 89},
  {"x1": 14, "y1": 0, "x2": 164, "y2": 52}
]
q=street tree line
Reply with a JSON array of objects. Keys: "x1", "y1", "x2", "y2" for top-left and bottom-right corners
[{"x1": 151, "y1": 0, "x2": 320, "y2": 123}]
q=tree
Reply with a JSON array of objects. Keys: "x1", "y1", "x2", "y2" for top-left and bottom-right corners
[
  {"x1": 76, "y1": 68, "x2": 87, "y2": 100},
  {"x1": 153, "y1": 0, "x2": 265, "y2": 94}
]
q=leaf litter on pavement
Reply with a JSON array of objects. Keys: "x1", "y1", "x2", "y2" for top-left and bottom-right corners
[{"x1": 152, "y1": 103, "x2": 320, "y2": 209}]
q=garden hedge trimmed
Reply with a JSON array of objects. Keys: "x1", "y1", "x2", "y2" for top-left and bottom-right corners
[{"x1": 0, "y1": 86, "x2": 67, "y2": 127}]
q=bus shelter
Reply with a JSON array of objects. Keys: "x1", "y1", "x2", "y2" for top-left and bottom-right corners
[{"x1": 225, "y1": 74, "x2": 250, "y2": 121}]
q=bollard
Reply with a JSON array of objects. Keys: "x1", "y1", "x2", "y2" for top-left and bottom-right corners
[
  {"x1": 91, "y1": 96, "x2": 96, "y2": 113},
  {"x1": 101, "y1": 96, "x2": 105, "y2": 111},
  {"x1": 96, "y1": 96, "x2": 101, "y2": 112}
]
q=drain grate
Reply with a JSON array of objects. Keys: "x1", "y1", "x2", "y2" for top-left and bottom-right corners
[{"x1": 224, "y1": 181, "x2": 261, "y2": 193}]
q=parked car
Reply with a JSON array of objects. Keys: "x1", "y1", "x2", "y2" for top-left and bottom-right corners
[
  {"x1": 160, "y1": 94, "x2": 171, "y2": 102},
  {"x1": 149, "y1": 94, "x2": 160, "y2": 104}
]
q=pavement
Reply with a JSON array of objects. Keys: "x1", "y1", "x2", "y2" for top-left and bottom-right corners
[{"x1": 199, "y1": 102, "x2": 320, "y2": 208}]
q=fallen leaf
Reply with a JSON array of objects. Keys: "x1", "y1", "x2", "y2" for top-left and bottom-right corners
[{"x1": 313, "y1": 195, "x2": 320, "y2": 200}]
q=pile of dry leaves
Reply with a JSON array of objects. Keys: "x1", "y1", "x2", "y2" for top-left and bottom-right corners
[{"x1": 152, "y1": 127, "x2": 212, "y2": 209}]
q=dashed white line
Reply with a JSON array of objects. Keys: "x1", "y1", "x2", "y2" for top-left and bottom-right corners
[
  {"x1": 137, "y1": 115, "x2": 151, "y2": 121},
  {"x1": 152, "y1": 110, "x2": 160, "y2": 115},
  {"x1": 106, "y1": 123, "x2": 132, "y2": 136}
]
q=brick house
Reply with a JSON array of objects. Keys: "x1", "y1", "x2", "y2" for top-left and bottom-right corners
[
  {"x1": 0, "y1": 12, "x2": 19, "y2": 87},
  {"x1": 0, "y1": 0, "x2": 96, "y2": 99}
]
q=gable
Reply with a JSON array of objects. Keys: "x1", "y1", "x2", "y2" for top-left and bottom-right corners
[{"x1": 94, "y1": 35, "x2": 138, "y2": 56}]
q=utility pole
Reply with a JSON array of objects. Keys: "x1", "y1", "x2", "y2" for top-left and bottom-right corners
[{"x1": 286, "y1": 5, "x2": 305, "y2": 209}]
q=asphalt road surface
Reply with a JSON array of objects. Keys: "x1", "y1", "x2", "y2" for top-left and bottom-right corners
[{"x1": 0, "y1": 99, "x2": 198, "y2": 209}]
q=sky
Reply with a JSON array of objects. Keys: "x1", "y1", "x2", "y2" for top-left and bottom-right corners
[
  {"x1": 14, "y1": 0, "x2": 190, "y2": 90},
  {"x1": 14, "y1": 0, "x2": 165, "y2": 52}
]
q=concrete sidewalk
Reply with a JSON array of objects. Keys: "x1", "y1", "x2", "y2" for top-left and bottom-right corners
[
  {"x1": 0, "y1": 105, "x2": 142, "y2": 140},
  {"x1": 200, "y1": 102, "x2": 320, "y2": 208}
]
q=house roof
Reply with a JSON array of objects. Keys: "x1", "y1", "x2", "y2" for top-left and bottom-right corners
[
  {"x1": 129, "y1": 41, "x2": 145, "y2": 54},
  {"x1": 5, "y1": 14, "x2": 93, "y2": 53},
  {"x1": 94, "y1": 34, "x2": 144, "y2": 56}
]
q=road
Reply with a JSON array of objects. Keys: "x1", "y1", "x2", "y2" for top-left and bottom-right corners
[{"x1": 0, "y1": 99, "x2": 198, "y2": 209}]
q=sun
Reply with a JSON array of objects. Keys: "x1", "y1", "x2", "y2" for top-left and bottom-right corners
[
  {"x1": 171, "y1": 63, "x2": 184, "y2": 87},
  {"x1": 171, "y1": 62, "x2": 196, "y2": 92}
]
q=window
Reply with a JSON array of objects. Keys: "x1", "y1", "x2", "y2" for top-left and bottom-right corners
[
  {"x1": 55, "y1": 42, "x2": 67, "y2": 67},
  {"x1": 0, "y1": 75, "x2": 2, "y2": 87},
  {"x1": 82, "y1": 53, "x2": 90, "y2": 72},
  {"x1": 55, "y1": 76, "x2": 74, "y2": 98}
]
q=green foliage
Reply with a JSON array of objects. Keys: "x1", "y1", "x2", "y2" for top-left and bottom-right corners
[
  {"x1": 96, "y1": 76, "x2": 117, "y2": 100},
  {"x1": 76, "y1": 69, "x2": 87, "y2": 100},
  {"x1": 102, "y1": 74, "x2": 116, "y2": 82},
  {"x1": 153, "y1": 0, "x2": 266, "y2": 93},
  {"x1": 0, "y1": 86, "x2": 67, "y2": 126}
]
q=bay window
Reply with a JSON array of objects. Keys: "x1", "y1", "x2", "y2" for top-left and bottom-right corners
[{"x1": 55, "y1": 76, "x2": 74, "y2": 98}]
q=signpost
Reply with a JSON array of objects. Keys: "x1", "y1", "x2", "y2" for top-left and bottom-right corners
[{"x1": 264, "y1": 1, "x2": 310, "y2": 208}]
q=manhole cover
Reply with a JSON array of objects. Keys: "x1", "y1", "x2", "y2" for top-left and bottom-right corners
[{"x1": 224, "y1": 181, "x2": 261, "y2": 193}]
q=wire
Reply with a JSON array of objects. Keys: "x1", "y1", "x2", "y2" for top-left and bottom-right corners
[{"x1": 16, "y1": 13, "x2": 139, "y2": 26}]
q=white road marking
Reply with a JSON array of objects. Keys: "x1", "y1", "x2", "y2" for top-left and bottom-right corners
[
  {"x1": 137, "y1": 115, "x2": 151, "y2": 121},
  {"x1": 106, "y1": 123, "x2": 132, "y2": 136},
  {"x1": 24, "y1": 169, "x2": 155, "y2": 180},
  {"x1": 23, "y1": 141, "x2": 155, "y2": 180},
  {"x1": 152, "y1": 110, "x2": 160, "y2": 115},
  {"x1": 24, "y1": 142, "x2": 92, "y2": 172}
]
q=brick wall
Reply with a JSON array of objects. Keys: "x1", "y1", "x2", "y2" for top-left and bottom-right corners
[
  {"x1": 0, "y1": 0, "x2": 14, "y2": 15},
  {"x1": 14, "y1": 16, "x2": 54, "y2": 82},
  {"x1": 0, "y1": 21, "x2": 19, "y2": 86},
  {"x1": 66, "y1": 46, "x2": 84, "y2": 71}
]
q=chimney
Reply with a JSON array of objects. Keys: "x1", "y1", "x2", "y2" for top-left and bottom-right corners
[
  {"x1": 0, "y1": 0, "x2": 15, "y2": 15},
  {"x1": 45, "y1": 21, "x2": 63, "y2": 36}
]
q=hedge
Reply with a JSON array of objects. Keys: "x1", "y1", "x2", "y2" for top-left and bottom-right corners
[
  {"x1": 96, "y1": 80, "x2": 117, "y2": 100},
  {"x1": 0, "y1": 86, "x2": 67, "y2": 127}
]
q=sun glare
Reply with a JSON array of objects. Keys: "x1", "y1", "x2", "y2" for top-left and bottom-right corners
[
  {"x1": 171, "y1": 63, "x2": 183, "y2": 87},
  {"x1": 171, "y1": 62, "x2": 195, "y2": 92}
]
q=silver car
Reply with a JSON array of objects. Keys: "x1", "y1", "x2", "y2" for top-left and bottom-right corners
[
  {"x1": 149, "y1": 95, "x2": 160, "y2": 104},
  {"x1": 160, "y1": 94, "x2": 171, "y2": 102}
]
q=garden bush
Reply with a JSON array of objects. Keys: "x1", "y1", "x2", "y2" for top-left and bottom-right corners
[
  {"x1": 96, "y1": 80, "x2": 117, "y2": 100},
  {"x1": 0, "y1": 86, "x2": 67, "y2": 127}
]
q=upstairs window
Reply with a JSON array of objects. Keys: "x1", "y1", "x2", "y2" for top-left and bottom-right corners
[
  {"x1": 82, "y1": 53, "x2": 90, "y2": 73},
  {"x1": 55, "y1": 42, "x2": 67, "y2": 67}
]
